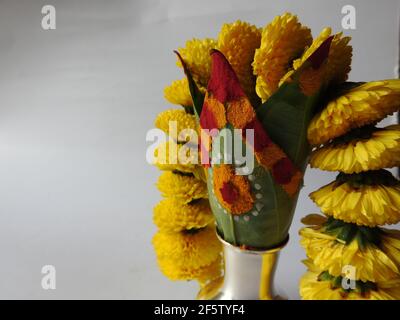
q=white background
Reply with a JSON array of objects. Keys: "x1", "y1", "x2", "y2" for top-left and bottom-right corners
[{"x1": 0, "y1": 0, "x2": 398, "y2": 299}]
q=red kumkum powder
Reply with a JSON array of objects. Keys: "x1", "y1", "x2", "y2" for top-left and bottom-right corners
[
  {"x1": 272, "y1": 158, "x2": 296, "y2": 184},
  {"x1": 220, "y1": 182, "x2": 239, "y2": 204}
]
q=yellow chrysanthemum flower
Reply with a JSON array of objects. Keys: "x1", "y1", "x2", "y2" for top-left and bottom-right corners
[
  {"x1": 197, "y1": 276, "x2": 224, "y2": 299},
  {"x1": 308, "y1": 80, "x2": 400, "y2": 145},
  {"x1": 153, "y1": 141, "x2": 199, "y2": 173},
  {"x1": 156, "y1": 255, "x2": 222, "y2": 283},
  {"x1": 153, "y1": 227, "x2": 222, "y2": 270},
  {"x1": 164, "y1": 78, "x2": 193, "y2": 107},
  {"x1": 292, "y1": 27, "x2": 331, "y2": 69},
  {"x1": 300, "y1": 262, "x2": 400, "y2": 300},
  {"x1": 381, "y1": 229, "x2": 400, "y2": 268},
  {"x1": 155, "y1": 109, "x2": 198, "y2": 139},
  {"x1": 217, "y1": 20, "x2": 261, "y2": 103},
  {"x1": 193, "y1": 259, "x2": 223, "y2": 285},
  {"x1": 284, "y1": 28, "x2": 352, "y2": 85},
  {"x1": 326, "y1": 32, "x2": 352, "y2": 84},
  {"x1": 176, "y1": 38, "x2": 217, "y2": 88},
  {"x1": 157, "y1": 171, "x2": 208, "y2": 203},
  {"x1": 153, "y1": 198, "x2": 213, "y2": 232},
  {"x1": 253, "y1": 13, "x2": 312, "y2": 101},
  {"x1": 310, "y1": 170, "x2": 400, "y2": 227},
  {"x1": 310, "y1": 125, "x2": 400, "y2": 173},
  {"x1": 300, "y1": 221, "x2": 400, "y2": 283}
]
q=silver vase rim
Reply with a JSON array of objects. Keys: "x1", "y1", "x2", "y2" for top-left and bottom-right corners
[{"x1": 216, "y1": 230, "x2": 289, "y2": 255}]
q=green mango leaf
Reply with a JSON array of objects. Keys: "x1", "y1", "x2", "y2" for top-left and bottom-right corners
[
  {"x1": 256, "y1": 36, "x2": 333, "y2": 170},
  {"x1": 208, "y1": 159, "x2": 298, "y2": 249},
  {"x1": 174, "y1": 50, "x2": 204, "y2": 119},
  {"x1": 206, "y1": 128, "x2": 296, "y2": 249}
]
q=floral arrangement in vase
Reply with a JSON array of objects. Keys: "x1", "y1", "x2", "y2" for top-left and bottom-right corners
[{"x1": 150, "y1": 12, "x2": 400, "y2": 300}]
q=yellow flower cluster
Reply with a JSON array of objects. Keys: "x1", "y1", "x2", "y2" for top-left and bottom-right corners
[
  {"x1": 218, "y1": 20, "x2": 261, "y2": 104},
  {"x1": 152, "y1": 106, "x2": 222, "y2": 286},
  {"x1": 153, "y1": 227, "x2": 221, "y2": 271},
  {"x1": 253, "y1": 13, "x2": 312, "y2": 101},
  {"x1": 308, "y1": 81, "x2": 400, "y2": 146},
  {"x1": 300, "y1": 78, "x2": 400, "y2": 299},
  {"x1": 300, "y1": 217, "x2": 400, "y2": 283},
  {"x1": 164, "y1": 78, "x2": 193, "y2": 107},
  {"x1": 310, "y1": 125, "x2": 400, "y2": 173},
  {"x1": 157, "y1": 171, "x2": 208, "y2": 203},
  {"x1": 310, "y1": 171, "x2": 400, "y2": 227},
  {"x1": 176, "y1": 38, "x2": 217, "y2": 88},
  {"x1": 153, "y1": 198, "x2": 213, "y2": 232},
  {"x1": 300, "y1": 260, "x2": 400, "y2": 300},
  {"x1": 153, "y1": 141, "x2": 198, "y2": 174},
  {"x1": 155, "y1": 109, "x2": 198, "y2": 139},
  {"x1": 281, "y1": 28, "x2": 352, "y2": 87},
  {"x1": 167, "y1": 13, "x2": 352, "y2": 109}
]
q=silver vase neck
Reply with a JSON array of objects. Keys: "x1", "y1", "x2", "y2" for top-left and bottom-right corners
[{"x1": 213, "y1": 234, "x2": 288, "y2": 300}]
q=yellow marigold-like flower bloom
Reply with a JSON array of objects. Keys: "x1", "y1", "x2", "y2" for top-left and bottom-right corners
[
  {"x1": 300, "y1": 261, "x2": 400, "y2": 300},
  {"x1": 310, "y1": 170, "x2": 400, "y2": 227},
  {"x1": 176, "y1": 38, "x2": 217, "y2": 88},
  {"x1": 293, "y1": 27, "x2": 331, "y2": 69},
  {"x1": 254, "y1": 77, "x2": 270, "y2": 103},
  {"x1": 380, "y1": 228, "x2": 400, "y2": 269},
  {"x1": 285, "y1": 28, "x2": 352, "y2": 85},
  {"x1": 194, "y1": 259, "x2": 223, "y2": 285},
  {"x1": 307, "y1": 80, "x2": 400, "y2": 146},
  {"x1": 155, "y1": 109, "x2": 198, "y2": 139},
  {"x1": 300, "y1": 219, "x2": 400, "y2": 283},
  {"x1": 197, "y1": 276, "x2": 224, "y2": 299},
  {"x1": 153, "y1": 227, "x2": 222, "y2": 270},
  {"x1": 153, "y1": 198, "x2": 213, "y2": 232},
  {"x1": 253, "y1": 13, "x2": 312, "y2": 101},
  {"x1": 310, "y1": 125, "x2": 400, "y2": 173},
  {"x1": 164, "y1": 78, "x2": 193, "y2": 107},
  {"x1": 217, "y1": 20, "x2": 261, "y2": 103},
  {"x1": 156, "y1": 255, "x2": 222, "y2": 283},
  {"x1": 326, "y1": 32, "x2": 352, "y2": 84},
  {"x1": 153, "y1": 141, "x2": 199, "y2": 174},
  {"x1": 157, "y1": 171, "x2": 208, "y2": 203}
]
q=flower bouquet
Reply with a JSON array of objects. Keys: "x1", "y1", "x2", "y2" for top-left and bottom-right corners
[{"x1": 151, "y1": 12, "x2": 399, "y2": 300}]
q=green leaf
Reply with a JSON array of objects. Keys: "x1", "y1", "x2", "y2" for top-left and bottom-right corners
[
  {"x1": 324, "y1": 217, "x2": 384, "y2": 249},
  {"x1": 324, "y1": 217, "x2": 346, "y2": 232},
  {"x1": 256, "y1": 37, "x2": 333, "y2": 170},
  {"x1": 337, "y1": 224, "x2": 357, "y2": 244},
  {"x1": 358, "y1": 226, "x2": 382, "y2": 247},
  {"x1": 257, "y1": 85, "x2": 318, "y2": 169},
  {"x1": 318, "y1": 271, "x2": 333, "y2": 282},
  {"x1": 207, "y1": 152, "x2": 298, "y2": 249},
  {"x1": 174, "y1": 50, "x2": 204, "y2": 119},
  {"x1": 332, "y1": 276, "x2": 343, "y2": 289}
]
